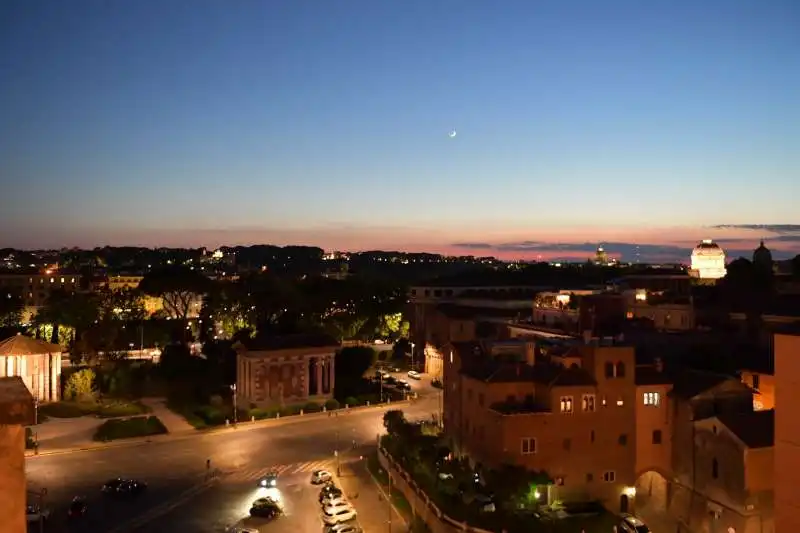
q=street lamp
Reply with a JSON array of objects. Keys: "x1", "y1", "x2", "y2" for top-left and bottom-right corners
[
  {"x1": 410, "y1": 342, "x2": 415, "y2": 371},
  {"x1": 230, "y1": 384, "x2": 238, "y2": 426}
]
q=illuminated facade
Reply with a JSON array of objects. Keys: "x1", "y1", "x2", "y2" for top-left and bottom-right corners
[{"x1": 689, "y1": 240, "x2": 726, "y2": 280}]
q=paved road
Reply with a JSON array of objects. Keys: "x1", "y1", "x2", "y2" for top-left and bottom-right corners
[{"x1": 26, "y1": 398, "x2": 436, "y2": 533}]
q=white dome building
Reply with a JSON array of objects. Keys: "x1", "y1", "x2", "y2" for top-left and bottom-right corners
[{"x1": 690, "y1": 239, "x2": 727, "y2": 280}]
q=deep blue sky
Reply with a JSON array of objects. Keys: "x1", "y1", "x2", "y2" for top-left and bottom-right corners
[{"x1": 1, "y1": 0, "x2": 798, "y2": 258}]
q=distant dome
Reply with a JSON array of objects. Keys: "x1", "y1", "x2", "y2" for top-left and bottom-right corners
[
  {"x1": 753, "y1": 240, "x2": 773, "y2": 268},
  {"x1": 690, "y1": 239, "x2": 726, "y2": 280}
]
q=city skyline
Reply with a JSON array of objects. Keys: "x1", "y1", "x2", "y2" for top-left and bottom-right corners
[
  {"x1": 2, "y1": 223, "x2": 798, "y2": 263},
  {"x1": 1, "y1": 1, "x2": 797, "y2": 258}
]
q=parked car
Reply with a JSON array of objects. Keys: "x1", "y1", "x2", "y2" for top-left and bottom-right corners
[
  {"x1": 395, "y1": 380, "x2": 412, "y2": 391},
  {"x1": 322, "y1": 504, "x2": 357, "y2": 525},
  {"x1": 321, "y1": 495, "x2": 348, "y2": 507},
  {"x1": 407, "y1": 370, "x2": 421, "y2": 380},
  {"x1": 619, "y1": 514, "x2": 650, "y2": 533},
  {"x1": 101, "y1": 478, "x2": 147, "y2": 498},
  {"x1": 319, "y1": 483, "x2": 343, "y2": 502},
  {"x1": 26, "y1": 504, "x2": 50, "y2": 523},
  {"x1": 325, "y1": 524, "x2": 360, "y2": 533},
  {"x1": 250, "y1": 497, "x2": 282, "y2": 519},
  {"x1": 67, "y1": 497, "x2": 88, "y2": 519}
]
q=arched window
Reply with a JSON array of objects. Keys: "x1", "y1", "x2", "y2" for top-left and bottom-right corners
[
  {"x1": 616, "y1": 362, "x2": 626, "y2": 378},
  {"x1": 604, "y1": 362, "x2": 615, "y2": 378}
]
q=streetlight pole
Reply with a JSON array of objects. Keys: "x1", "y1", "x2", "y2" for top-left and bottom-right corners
[
  {"x1": 387, "y1": 475, "x2": 392, "y2": 533},
  {"x1": 230, "y1": 384, "x2": 237, "y2": 426},
  {"x1": 410, "y1": 342, "x2": 415, "y2": 371},
  {"x1": 335, "y1": 429, "x2": 340, "y2": 476}
]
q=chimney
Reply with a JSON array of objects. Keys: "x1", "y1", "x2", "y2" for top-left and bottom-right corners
[
  {"x1": 524, "y1": 342, "x2": 536, "y2": 367},
  {"x1": 654, "y1": 357, "x2": 664, "y2": 372}
]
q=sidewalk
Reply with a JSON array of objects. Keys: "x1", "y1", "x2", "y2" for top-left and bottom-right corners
[
  {"x1": 337, "y1": 459, "x2": 407, "y2": 533},
  {"x1": 140, "y1": 397, "x2": 195, "y2": 433},
  {"x1": 26, "y1": 398, "x2": 415, "y2": 458}
]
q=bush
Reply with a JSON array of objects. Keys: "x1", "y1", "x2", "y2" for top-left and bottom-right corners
[
  {"x1": 303, "y1": 402, "x2": 322, "y2": 413},
  {"x1": 38, "y1": 400, "x2": 149, "y2": 419},
  {"x1": 249, "y1": 407, "x2": 277, "y2": 420},
  {"x1": 93, "y1": 416, "x2": 167, "y2": 441},
  {"x1": 324, "y1": 399, "x2": 340, "y2": 410},
  {"x1": 64, "y1": 369, "x2": 97, "y2": 402},
  {"x1": 344, "y1": 396, "x2": 358, "y2": 407}
]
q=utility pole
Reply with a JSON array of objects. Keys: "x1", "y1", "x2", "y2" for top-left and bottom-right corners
[
  {"x1": 230, "y1": 384, "x2": 238, "y2": 426},
  {"x1": 380, "y1": 372, "x2": 384, "y2": 403}
]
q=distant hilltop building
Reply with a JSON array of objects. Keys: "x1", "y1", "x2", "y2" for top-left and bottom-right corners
[
  {"x1": 689, "y1": 239, "x2": 727, "y2": 280},
  {"x1": 592, "y1": 246, "x2": 617, "y2": 266}
]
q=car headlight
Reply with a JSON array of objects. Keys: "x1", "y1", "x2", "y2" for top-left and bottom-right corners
[
  {"x1": 260, "y1": 480, "x2": 267, "y2": 487},
  {"x1": 270, "y1": 480, "x2": 276, "y2": 487}
]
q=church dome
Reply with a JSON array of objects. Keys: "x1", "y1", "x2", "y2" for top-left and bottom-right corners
[
  {"x1": 692, "y1": 239, "x2": 724, "y2": 257},
  {"x1": 690, "y1": 239, "x2": 727, "y2": 280},
  {"x1": 753, "y1": 240, "x2": 773, "y2": 266}
]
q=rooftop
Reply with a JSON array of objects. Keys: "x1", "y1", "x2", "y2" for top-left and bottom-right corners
[
  {"x1": 717, "y1": 409, "x2": 774, "y2": 449},
  {"x1": 436, "y1": 304, "x2": 522, "y2": 320},
  {"x1": 0, "y1": 334, "x2": 62, "y2": 356},
  {"x1": 0, "y1": 376, "x2": 35, "y2": 425},
  {"x1": 236, "y1": 333, "x2": 340, "y2": 352}
]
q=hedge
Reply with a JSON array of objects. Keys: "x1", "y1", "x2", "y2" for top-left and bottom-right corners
[{"x1": 93, "y1": 416, "x2": 167, "y2": 441}]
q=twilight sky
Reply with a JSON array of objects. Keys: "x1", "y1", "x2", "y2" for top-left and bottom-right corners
[{"x1": 1, "y1": 0, "x2": 798, "y2": 261}]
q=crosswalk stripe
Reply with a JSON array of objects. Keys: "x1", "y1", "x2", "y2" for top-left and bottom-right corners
[{"x1": 224, "y1": 460, "x2": 335, "y2": 482}]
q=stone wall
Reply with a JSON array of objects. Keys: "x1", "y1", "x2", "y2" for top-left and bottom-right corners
[{"x1": 378, "y1": 446, "x2": 494, "y2": 533}]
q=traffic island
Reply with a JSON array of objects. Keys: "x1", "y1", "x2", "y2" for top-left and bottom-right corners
[{"x1": 93, "y1": 416, "x2": 168, "y2": 442}]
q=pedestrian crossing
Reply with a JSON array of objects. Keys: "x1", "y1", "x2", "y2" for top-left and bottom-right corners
[{"x1": 224, "y1": 460, "x2": 335, "y2": 483}]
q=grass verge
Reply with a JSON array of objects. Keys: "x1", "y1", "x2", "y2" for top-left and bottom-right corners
[
  {"x1": 39, "y1": 400, "x2": 151, "y2": 419},
  {"x1": 93, "y1": 416, "x2": 167, "y2": 441},
  {"x1": 366, "y1": 452, "x2": 431, "y2": 533}
]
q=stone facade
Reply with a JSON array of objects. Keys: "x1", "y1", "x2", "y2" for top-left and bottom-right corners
[
  {"x1": 0, "y1": 376, "x2": 35, "y2": 533},
  {"x1": 0, "y1": 336, "x2": 62, "y2": 403},
  {"x1": 234, "y1": 337, "x2": 339, "y2": 408}
]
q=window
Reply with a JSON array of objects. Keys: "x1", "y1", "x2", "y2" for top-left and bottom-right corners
[
  {"x1": 618, "y1": 434, "x2": 628, "y2": 446},
  {"x1": 590, "y1": 430, "x2": 595, "y2": 443},
  {"x1": 582, "y1": 394, "x2": 596, "y2": 412},
  {"x1": 752, "y1": 374, "x2": 760, "y2": 391},
  {"x1": 603, "y1": 471, "x2": 616, "y2": 483},
  {"x1": 616, "y1": 397, "x2": 624, "y2": 407},
  {"x1": 604, "y1": 362, "x2": 614, "y2": 378},
  {"x1": 652, "y1": 430, "x2": 662, "y2": 444},
  {"x1": 643, "y1": 392, "x2": 661, "y2": 406},
  {"x1": 521, "y1": 438, "x2": 536, "y2": 455},
  {"x1": 586, "y1": 473, "x2": 594, "y2": 482},
  {"x1": 563, "y1": 438, "x2": 571, "y2": 451},
  {"x1": 560, "y1": 396, "x2": 574, "y2": 414},
  {"x1": 601, "y1": 396, "x2": 607, "y2": 407},
  {"x1": 712, "y1": 458, "x2": 719, "y2": 479}
]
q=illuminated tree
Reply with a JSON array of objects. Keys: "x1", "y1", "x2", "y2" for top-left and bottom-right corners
[{"x1": 139, "y1": 267, "x2": 211, "y2": 320}]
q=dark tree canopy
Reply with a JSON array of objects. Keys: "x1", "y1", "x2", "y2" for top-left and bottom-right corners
[{"x1": 140, "y1": 266, "x2": 212, "y2": 319}]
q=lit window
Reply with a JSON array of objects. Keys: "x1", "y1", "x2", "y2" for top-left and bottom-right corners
[
  {"x1": 50, "y1": 278, "x2": 54, "y2": 283},
  {"x1": 601, "y1": 396, "x2": 607, "y2": 406},
  {"x1": 643, "y1": 392, "x2": 661, "y2": 406},
  {"x1": 60, "y1": 277, "x2": 64, "y2": 283},
  {"x1": 521, "y1": 437, "x2": 536, "y2": 455},
  {"x1": 582, "y1": 394, "x2": 596, "y2": 412},
  {"x1": 616, "y1": 397, "x2": 624, "y2": 407},
  {"x1": 560, "y1": 396, "x2": 574, "y2": 414},
  {"x1": 603, "y1": 471, "x2": 616, "y2": 483}
]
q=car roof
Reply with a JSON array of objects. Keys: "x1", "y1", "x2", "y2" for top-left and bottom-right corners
[{"x1": 623, "y1": 515, "x2": 645, "y2": 526}]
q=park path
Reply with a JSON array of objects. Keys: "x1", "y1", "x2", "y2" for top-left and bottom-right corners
[
  {"x1": 32, "y1": 416, "x2": 105, "y2": 450},
  {"x1": 140, "y1": 397, "x2": 195, "y2": 433}
]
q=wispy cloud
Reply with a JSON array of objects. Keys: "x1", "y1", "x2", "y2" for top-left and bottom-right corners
[{"x1": 451, "y1": 236, "x2": 798, "y2": 262}]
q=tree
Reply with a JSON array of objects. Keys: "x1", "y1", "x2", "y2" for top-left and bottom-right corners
[
  {"x1": 325, "y1": 314, "x2": 367, "y2": 341},
  {"x1": 333, "y1": 345, "x2": 377, "y2": 400},
  {"x1": 792, "y1": 254, "x2": 800, "y2": 279},
  {"x1": 139, "y1": 267, "x2": 211, "y2": 320},
  {"x1": 97, "y1": 288, "x2": 146, "y2": 322},
  {"x1": 485, "y1": 464, "x2": 551, "y2": 510},
  {"x1": 375, "y1": 312, "x2": 409, "y2": 340},
  {"x1": 64, "y1": 368, "x2": 97, "y2": 402},
  {"x1": 0, "y1": 291, "x2": 23, "y2": 328},
  {"x1": 383, "y1": 409, "x2": 407, "y2": 435},
  {"x1": 34, "y1": 290, "x2": 99, "y2": 345}
]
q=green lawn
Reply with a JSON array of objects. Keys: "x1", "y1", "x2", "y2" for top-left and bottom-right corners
[
  {"x1": 93, "y1": 416, "x2": 167, "y2": 441},
  {"x1": 38, "y1": 400, "x2": 151, "y2": 419}
]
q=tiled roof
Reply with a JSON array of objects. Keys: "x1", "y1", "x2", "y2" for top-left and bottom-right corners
[
  {"x1": 0, "y1": 335, "x2": 61, "y2": 356},
  {"x1": 436, "y1": 304, "x2": 520, "y2": 320},
  {"x1": 238, "y1": 333, "x2": 340, "y2": 352},
  {"x1": 461, "y1": 357, "x2": 596, "y2": 386},
  {"x1": 717, "y1": 409, "x2": 774, "y2": 449}
]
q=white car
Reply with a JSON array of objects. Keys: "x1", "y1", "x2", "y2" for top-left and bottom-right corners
[
  {"x1": 322, "y1": 505, "x2": 357, "y2": 525},
  {"x1": 225, "y1": 528, "x2": 259, "y2": 533},
  {"x1": 325, "y1": 524, "x2": 360, "y2": 533},
  {"x1": 619, "y1": 514, "x2": 650, "y2": 533},
  {"x1": 407, "y1": 370, "x2": 421, "y2": 380},
  {"x1": 323, "y1": 501, "x2": 353, "y2": 514},
  {"x1": 26, "y1": 505, "x2": 50, "y2": 523},
  {"x1": 311, "y1": 469, "x2": 333, "y2": 484},
  {"x1": 321, "y1": 495, "x2": 348, "y2": 507}
]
